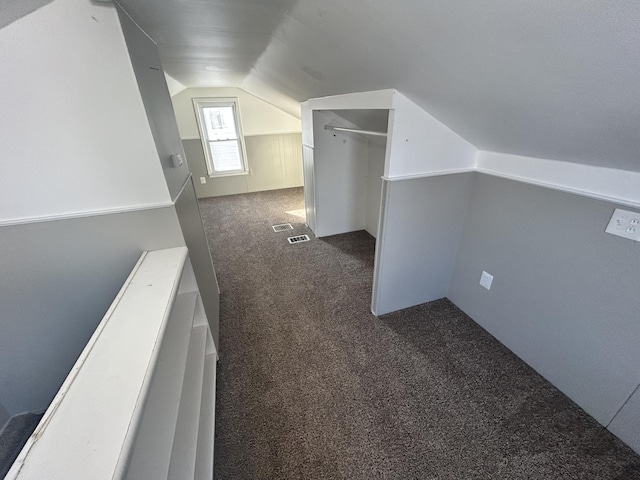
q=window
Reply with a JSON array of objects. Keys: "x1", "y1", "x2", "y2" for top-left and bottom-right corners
[{"x1": 193, "y1": 98, "x2": 248, "y2": 176}]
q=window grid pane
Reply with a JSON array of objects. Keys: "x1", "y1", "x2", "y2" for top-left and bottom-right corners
[
  {"x1": 195, "y1": 98, "x2": 247, "y2": 176},
  {"x1": 209, "y1": 140, "x2": 242, "y2": 172},
  {"x1": 202, "y1": 106, "x2": 237, "y2": 141}
]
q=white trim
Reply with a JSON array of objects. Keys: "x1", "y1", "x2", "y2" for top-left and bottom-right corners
[
  {"x1": 382, "y1": 168, "x2": 475, "y2": 182},
  {"x1": 2, "y1": 175, "x2": 195, "y2": 228},
  {"x1": 0, "y1": 202, "x2": 175, "y2": 228},
  {"x1": 477, "y1": 151, "x2": 640, "y2": 209},
  {"x1": 476, "y1": 168, "x2": 640, "y2": 209},
  {"x1": 382, "y1": 166, "x2": 640, "y2": 209}
]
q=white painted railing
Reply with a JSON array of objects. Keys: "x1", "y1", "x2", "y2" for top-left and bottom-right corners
[{"x1": 7, "y1": 247, "x2": 217, "y2": 480}]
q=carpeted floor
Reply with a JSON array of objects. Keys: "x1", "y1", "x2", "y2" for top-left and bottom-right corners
[{"x1": 200, "y1": 187, "x2": 640, "y2": 479}]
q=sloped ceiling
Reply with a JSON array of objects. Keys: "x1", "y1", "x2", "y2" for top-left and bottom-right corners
[
  {"x1": 116, "y1": 0, "x2": 297, "y2": 87},
  {"x1": 112, "y1": 1, "x2": 640, "y2": 171},
  {"x1": 0, "y1": 0, "x2": 55, "y2": 29}
]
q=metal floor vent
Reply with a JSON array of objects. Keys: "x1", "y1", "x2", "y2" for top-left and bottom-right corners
[
  {"x1": 272, "y1": 223, "x2": 294, "y2": 232},
  {"x1": 287, "y1": 234, "x2": 310, "y2": 244}
]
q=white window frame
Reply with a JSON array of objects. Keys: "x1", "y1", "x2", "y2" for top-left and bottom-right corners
[{"x1": 193, "y1": 97, "x2": 249, "y2": 177}]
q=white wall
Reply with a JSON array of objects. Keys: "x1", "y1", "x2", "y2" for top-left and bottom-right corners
[
  {"x1": 0, "y1": 0, "x2": 170, "y2": 224},
  {"x1": 312, "y1": 111, "x2": 369, "y2": 237},
  {"x1": 240, "y1": 73, "x2": 302, "y2": 119},
  {"x1": 172, "y1": 86, "x2": 303, "y2": 198},
  {"x1": 0, "y1": 0, "x2": 188, "y2": 417},
  {"x1": 182, "y1": 134, "x2": 303, "y2": 198},
  {"x1": 164, "y1": 72, "x2": 187, "y2": 97},
  {"x1": 372, "y1": 173, "x2": 474, "y2": 315},
  {"x1": 385, "y1": 92, "x2": 476, "y2": 179},
  {"x1": 172, "y1": 86, "x2": 301, "y2": 139}
]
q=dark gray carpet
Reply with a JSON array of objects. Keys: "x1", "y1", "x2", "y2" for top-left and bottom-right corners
[
  {"x1": 200, "y1": 187, "x2": 640, "y2": 479},
  {"x1": 0, "y1": 413, "x2": 42, "y2": 479}
]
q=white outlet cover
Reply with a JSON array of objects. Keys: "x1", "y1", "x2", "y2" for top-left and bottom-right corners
[
  {"x1": 199, "y1": 176, "x2": 207, "y2": 184},
  {"x1": 479, "y1": 271, "x2": 493, "y2": 290},
  {"x1": 605, "y1": 208, "x2": 640, "y2": 242}
]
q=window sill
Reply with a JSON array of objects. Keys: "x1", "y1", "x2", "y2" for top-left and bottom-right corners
[{"x1": 208, "y1": 170, "x2": 250, "y2": 178}]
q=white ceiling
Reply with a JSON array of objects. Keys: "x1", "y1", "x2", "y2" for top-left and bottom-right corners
[
  {"x1": 46, "y1": 1, "x2": 640, "y2": 171},
  {"x1": 117, "y1": 0, "x2": 297, "y2": 87},
  {"x1": 0, "y1": 0, "x2": 54, "y2": 29}
]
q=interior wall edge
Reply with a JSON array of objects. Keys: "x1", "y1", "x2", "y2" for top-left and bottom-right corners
[{"x1": 370, "y1": 179, "x2": 392, "y2": 316}]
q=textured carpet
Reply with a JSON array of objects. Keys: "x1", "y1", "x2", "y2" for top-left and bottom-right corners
[
  {"x1": 0, "y1": 413, "x2": 42, "y2": 479},
  {"x1": 200, "y1": 187, "x2": 640, "y2": 479}
]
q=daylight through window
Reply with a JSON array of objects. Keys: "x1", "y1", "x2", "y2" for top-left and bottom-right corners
[{"x1": 193, "y1": 99, "x2": 248, "y2": 176}]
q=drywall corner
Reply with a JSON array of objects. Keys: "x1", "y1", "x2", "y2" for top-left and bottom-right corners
[{"x1": 164, "y1": 72, "x2": 187, "y2": 97}]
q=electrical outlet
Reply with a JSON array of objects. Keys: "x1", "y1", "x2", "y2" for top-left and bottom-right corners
[
  {"x1": 479, "y1": 271, "x2": 493, "y2": 290},
  {"x1": 199, "y1": 177, "x2": 207, "y2": 184},
  {"x1": 605, "y1": 208, "x2": 640, "y2": 242}
]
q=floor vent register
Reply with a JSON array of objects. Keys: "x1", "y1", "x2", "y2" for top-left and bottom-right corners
[
  {"x1": 287, "y1": 235, "x2": 310, "y2": 245},
  {"x1": 272, "y1": 223, "x2": 294, "y2": 232}
]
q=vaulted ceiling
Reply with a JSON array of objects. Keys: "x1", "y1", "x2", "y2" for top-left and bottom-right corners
[
  {"x1": 13, "y1": 0, "x2": 640, "y2": 172},
  {"x1": 0, "y1": 0, "x2": 55, "y2": 29}
]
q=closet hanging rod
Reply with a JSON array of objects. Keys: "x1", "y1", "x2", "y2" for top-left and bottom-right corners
[{"x1": 324, "y1": 125, "x2": 387, "y2": 137}]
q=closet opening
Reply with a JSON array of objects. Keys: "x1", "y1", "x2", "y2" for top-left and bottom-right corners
[{"x1": 303, "y1": 109, "x2": 389, "y2": 241}]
